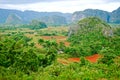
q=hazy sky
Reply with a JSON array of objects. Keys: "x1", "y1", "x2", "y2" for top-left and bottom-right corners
[{"x1": 0, "y1": 0, "x2": 120, "y2": 13}]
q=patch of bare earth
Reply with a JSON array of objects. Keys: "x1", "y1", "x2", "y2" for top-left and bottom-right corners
[{"x1": 58, "y1": 54, "x2": 101, "y2": 65}]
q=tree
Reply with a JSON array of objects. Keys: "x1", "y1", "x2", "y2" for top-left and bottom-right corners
[{"x1": 30, "y1": 20, "x2": 47, "y2": 29}]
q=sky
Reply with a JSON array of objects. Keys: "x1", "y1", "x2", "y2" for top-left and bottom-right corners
[{"x1": 0, "y1": 0, "x2": 120, "y2": 13}]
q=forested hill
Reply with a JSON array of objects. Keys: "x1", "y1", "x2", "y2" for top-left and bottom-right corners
[{"x1": 0, "y1": 7, "x2": 120, "y2": 25}]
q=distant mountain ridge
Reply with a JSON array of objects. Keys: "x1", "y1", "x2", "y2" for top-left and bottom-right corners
[
  {"x1": 72, "y1": 7, "x2": 120, "y2": 24},
  {"x1": 109, "y1": 7, "x2": 120, "y2": 23},
  {"x1": 0, "y1": 8, "x2": 72, "y2": 25},
  {"x1": 0, "y1": 7, "x2": 120, "y2": 25},
  {"x1": 72, "y1": 9, "x2": 109, "y2": 22}
]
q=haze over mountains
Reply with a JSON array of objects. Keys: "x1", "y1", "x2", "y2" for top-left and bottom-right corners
[{"x1": 0, "y1": 7, "x2": 120, "y2": 25}]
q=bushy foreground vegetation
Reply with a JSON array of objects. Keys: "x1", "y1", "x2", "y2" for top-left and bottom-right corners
[
  {"x1": 0, "y1": 17, "x2": 120, "y2": 80},
  {"x1": 0, "y1": 33, "x2": 57, "y2": 73}
]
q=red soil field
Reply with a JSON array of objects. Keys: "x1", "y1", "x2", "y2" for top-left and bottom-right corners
[
  {"x1": 41, "y1": 36, "x2": 70, "y2": 46},
  {"x1": 85, "y1": 54, "x2": 101, "y2": 63},
  {"x1": 58, "y1": 54, "x2": 101, "y2": 65}
]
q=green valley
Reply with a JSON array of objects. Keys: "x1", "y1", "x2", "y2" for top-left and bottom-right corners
[{"x1": 0, "y1": 16, "x2": 120, "y2": 80}]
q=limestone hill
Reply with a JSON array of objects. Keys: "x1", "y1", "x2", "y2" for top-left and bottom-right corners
[
  {"x1": 69, "y1": 17, "x2": 112, "y2": 37},
  {"x1": 5, "y1": 13, "x2": 22, "y2": 24}
]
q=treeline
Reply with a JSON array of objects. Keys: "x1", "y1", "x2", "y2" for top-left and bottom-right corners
[
  {"x1": 0, "y1": 19, "x2": 47, "y2": 30},
  {"x1": 21, "y1": 20, "x2": 47, "y2": 30}
]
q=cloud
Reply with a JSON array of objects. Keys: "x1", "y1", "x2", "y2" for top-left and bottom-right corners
[
  {"x1": 1, "y1": 0, "x2": 120, "y2": 4},
  {"x1": 0, "y1": 0, "x2": 42, "y2": 4},
  {"x1": 106, "y1": 0, "x2": 120, "y2": 2},
  {"x1": 0, "y1": 0, "x2": 120, "y2": 13},
  {"x1": 0, "y1": 0, "x2": 73, "y2": 4}
]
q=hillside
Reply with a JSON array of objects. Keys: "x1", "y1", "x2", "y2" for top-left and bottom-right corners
[
  {"x1": 69, "y1": 17, "x2": 111, "y2": 37},
  {"x1": 72, "y1": 9, "x2": 109, "y2": 22},
  {"x1": 68, "y1": 17, "x2": 115, "y2": 56},
  {"x1": 110, "y1": 7, "x2": 120, "y2": 23},
  {"x1": 5, "y1": 13, "x2": 22, "y2": 24},
  {"x1": 72, "y1": 7, "x2": 120, "y2": 23},
  {"x1": 39, "y1": 15, "x2": 67, "y2": 26}
]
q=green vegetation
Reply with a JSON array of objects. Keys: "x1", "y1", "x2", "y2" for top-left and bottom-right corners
[
  {"x1": 68, "y1": 17, "x2": 120, "y2": 57},
  {"x1": 20, "y1": 20, "x2": 47, "y2": 30},
  {"x1": 0, "y1": 17, "x2": 120, "y2": 80},
  {"x1": 29, "y1": 20, "x2": 47, "y2": 29},
  {"x1": 0, "y1": 33, "x2": 57, "y2": 73}
]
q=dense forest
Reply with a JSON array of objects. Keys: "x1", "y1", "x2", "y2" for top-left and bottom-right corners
[{"x1": 0, "y1": 17, "x2": 120, "y2": 80}]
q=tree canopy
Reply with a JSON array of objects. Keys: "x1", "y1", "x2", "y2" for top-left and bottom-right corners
[{"x1": 29, "y1": 20, "x2": 47, "y2": 29}]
